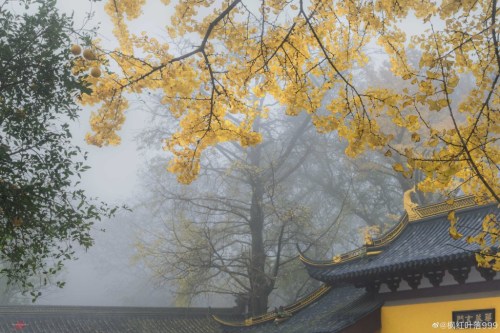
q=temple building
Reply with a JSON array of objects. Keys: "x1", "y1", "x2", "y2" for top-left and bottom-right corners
[
  {"x1": 214, "y1": 196, "x2": 500, "y2": 333},
  {"x1": 1, "y1": 196, "x2": 498, "y2": 332}
]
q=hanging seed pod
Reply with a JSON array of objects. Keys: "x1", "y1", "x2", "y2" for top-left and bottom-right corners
[
  {"x1": 83, "y1": 49, "x2": 96, "y2": 60},
  {"x1": 90, "y1": 67, "x2": 101, "y2": 78},
  {"x1": 70, "y1": 44, "x2": 82, "y2": 55}
]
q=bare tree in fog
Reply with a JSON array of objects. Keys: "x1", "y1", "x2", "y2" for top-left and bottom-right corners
[
  {"x1": 133, "y1": 88, "x2": 429, "y2": 315},
  {"x1": 136, "y1": 107, "x2": 344, "y2": 315}
]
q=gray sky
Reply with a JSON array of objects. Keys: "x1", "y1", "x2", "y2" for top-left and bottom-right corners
[
  {"x1": 40, "y1": 0, "x2": 430, "y2": 307},
  {"x1": 34, "y1": 0, "x2": 173, "y2": 306},
  {"x1": 44, "y1": 0, "x2": 223, "y2": 307}
]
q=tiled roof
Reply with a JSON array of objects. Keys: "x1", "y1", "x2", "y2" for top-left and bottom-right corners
[
  {"x1": 300, "y1": 203, "x2": 499, "y2": 284},
  {"x1": 220, "y1": 285, "x2": 382, "y2": 333},
  {"x1": 2, "y1": 200, "x2": 494, "y2": 333},
  {"x1": 213, "y1": 285, "x2": 333, "y2": 327},
  {"x1": 0, "y1": 305, "x2": 235, "y2": 333}
]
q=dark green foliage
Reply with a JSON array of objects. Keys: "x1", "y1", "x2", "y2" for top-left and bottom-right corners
[{"x1": 0, "y1": 0, "x2": 113, "y2": 301}]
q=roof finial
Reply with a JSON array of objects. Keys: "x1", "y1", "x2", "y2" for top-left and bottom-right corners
[{"x1": 403, "y1": 185, "x2": 419, "y2": 220}]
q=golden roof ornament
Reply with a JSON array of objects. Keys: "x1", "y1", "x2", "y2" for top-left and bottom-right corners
[
  {"x1": 403, "y1": 185, "x2": 420, "y2": 220},
  {"x1": 363, "y1": 225, "x2": 381, "y2": 245}
]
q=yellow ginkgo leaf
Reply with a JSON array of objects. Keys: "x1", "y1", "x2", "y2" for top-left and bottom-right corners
[
  {"x1": 393, "y1": 163, "x2": 404, "y2": 172},
  {"x1": 448, "y1": 210, "x2": 463, "y2": 240},
  {"x1": 449, "y1": 225, "x2": 463, "y2": 240},
  {"x1": 447, "y1": 210, "x2": 456, "y2": 223}
]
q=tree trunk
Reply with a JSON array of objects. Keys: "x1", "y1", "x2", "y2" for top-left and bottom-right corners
[
  {"x1": 248, "y1": 180, "x2": 272, "y2": 315},
  {"x1": 246, "y1": 139, "x2": 272, "y2": 316}
]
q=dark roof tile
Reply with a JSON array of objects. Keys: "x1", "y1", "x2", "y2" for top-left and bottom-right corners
[
  {"x1": 221, "y1": 286, "x2": 382, "y2": 333},
  {"x1": 302, "y1": 204, "x2": 499, "y2": 283},
  {"x1": 0, "y1": 306, "x2": 235, "y2": 333}
]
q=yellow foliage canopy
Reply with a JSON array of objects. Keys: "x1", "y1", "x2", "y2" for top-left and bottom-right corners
[{"x1": 77, "y1": 0, "x2": 498, "y2": 205}]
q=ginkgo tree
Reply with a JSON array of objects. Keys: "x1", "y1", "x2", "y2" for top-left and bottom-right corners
[{"x1": 78, "y1": 0, "x2": 499, "y2": 268}]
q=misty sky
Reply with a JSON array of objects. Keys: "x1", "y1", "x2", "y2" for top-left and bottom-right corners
[
  {"x1": 37, "y1": 0, "x2": 234, "y2": 307},
  {"x1": 34, "y1": 0, "x2": 173, "y2": 307},
  {"x1": 32, "y1": 0, "x2": 430, "y2": 307}
]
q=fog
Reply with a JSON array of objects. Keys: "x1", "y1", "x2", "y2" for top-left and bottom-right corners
[
  {"x1": 34, "y1": 0, "x2": 173, "y2": 307},
  {"x1": 6, "y1": 0, "x2": 448, "y2": 309},
  {"x1": 46, "y1": 0, "x2": 396, "y2": 307}
]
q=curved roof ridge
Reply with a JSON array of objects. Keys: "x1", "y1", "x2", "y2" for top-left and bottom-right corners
[
  {"x1": 299, "y1": 195, "x2": 481, "y2": 268},
  {"x1": 409, "y1": 195, "x2": 477, "y2": 221},
  {"x1": 212, "y1": 284, "x2": 332, "y2": 327}
]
